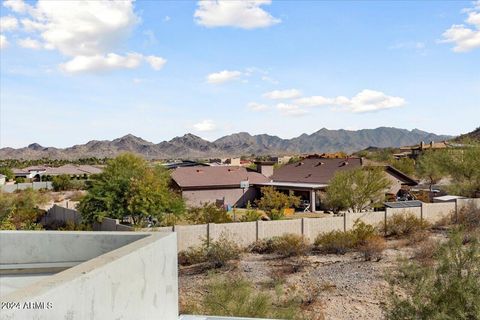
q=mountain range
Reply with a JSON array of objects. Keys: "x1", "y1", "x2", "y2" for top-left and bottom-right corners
[{"x1": 0, "y1": 127, "x2": 453, "y2": 160}]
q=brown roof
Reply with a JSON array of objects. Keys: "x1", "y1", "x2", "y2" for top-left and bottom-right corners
[
  {"x1": 171, "y1": 166, "x2": 269, "y2": 188},
  {"x1": 271, "y1": 158, "x2": 362, "y2": 184}
]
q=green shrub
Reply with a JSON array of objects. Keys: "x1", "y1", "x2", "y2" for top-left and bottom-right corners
[
  {"x1": 385, "y1": 230, "x2": 480, "y2": 319},
  {"x1": 52, "y1": 174, "x2": 73, "y2": 191},
  {"x1": 186, "y1": 203, "x2": 232, "y2": 224},
  {"x1": 178, "y1": 233, "x2": 241, "y2": 268},
  {"x1": 314, "y1": 230, "x2": 355, "y2": 254},
  {"x1": 270, "y1": 233, "x2": 309, "y2": 257},
  {"x1": 314, "y1": 220, "x2": 379, "y2": 255},
  {"x1": 181, "y1": 275, "x2": 308, "y2": 319},
  {"x1": 381, "y1": 212, "x2": 429, "y2": 237},
  {"x1": 239, "y1": 202, "x2": 263, "y2": 222},
  {"x1": 14, "y1": 177, "x2": 26, "y2": 183},
  {"x1": 0, "y1": 189, "x2": 47, "y2": 230}
]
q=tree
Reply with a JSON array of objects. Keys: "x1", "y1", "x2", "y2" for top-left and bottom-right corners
[
  {"x1": 255, "y1": 187, "x2": 300, "y2": 220},
  {"x1": 391, "y1": 158, "x2": 416, "y2": 177},
  {"x1": 417, "y1": 150, "x2": 448, "y2": 191},
  {"x1": 186, "y1": 203, "x2": 232, "y2": 224},
  {"x1": 325, "y1": 167, "x2": 392, "y2": 213},
  {"x1": 0, "y1": 189, "x2": 47, "y2": 230},
  {"x1": 78, "y1": 153, "x2": 185, "y2": 226},
  {"x1": 0, "y1": 167, "x2": 14, "y2": 180},
  {"x1": 385, "y1": 231, "x2": 480, "y2": 319},
  {"x1": 442, "y1": 141, "x2": 480, "y2": 197},
  {"x1": 52, "y1": 174, "x2": 73, "y2": 191}
]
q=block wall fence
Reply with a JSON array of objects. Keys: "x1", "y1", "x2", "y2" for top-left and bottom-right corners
[{"x1": 46, "y1": 199, "x2": 480, "y2": 252}]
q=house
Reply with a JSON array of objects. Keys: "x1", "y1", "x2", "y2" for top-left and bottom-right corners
[
  {"x1": 257, "y1": 156, "x2": 418, "y2": 212},
  {"x1": 12, "y1": 165, "x2": 103, "y2": 181},
  {"x1": 171, "y1": 165, "x2": 270, "y2": 207},
  {"x1": 397, "y1": 140, "x2": 451, "y2": 159}
]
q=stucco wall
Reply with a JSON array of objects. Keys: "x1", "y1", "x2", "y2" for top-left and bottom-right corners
[
  {"x1": 182, "y1": 187, "x2": 258, "y2": 207},
  {"x1": 0, "y1": 232, "x2": 178, "y2": 320}
]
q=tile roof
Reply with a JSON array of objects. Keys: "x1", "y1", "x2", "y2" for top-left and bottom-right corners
[
  {"x1": 171, "y1": 166, "x2": 269, "y2": 188},
  {"x1": 271, "y1": 157, "x2": 362, "y2": 184}
]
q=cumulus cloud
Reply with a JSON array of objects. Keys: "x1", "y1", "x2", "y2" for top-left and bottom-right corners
[
  {"x1": 247, "y1": 102, "x2": 269, "y2": 111},
  {"x1": 3, "y1": 0, "x2": 29, "y2": 14},
  {"x1": 2, "y1": 0, "x2": 167, "y2": 73},
  {"x1": 295, "y1": 90, "x2": 405, "y2": 113},
  {"x1": 0, "y1": 34, "x2": 8, "y2": 49},
  {"x1": 206, "y1": 70, "x2": 243, "y2": 84},
  {"x1": 60, "y1": 53, "x2": 144, "y2": 73},
  {"x1": 0, "y1": 15, "x2": 18, "y2": 31},
  {"x1": 194, "y1": 0, "x2": 280, "y2": 29},
  {"x1": 17, "y1": 37, "x2": 42, "y2": 49},
  {"x1": 145, "y1": 55, "x2": 167, "y2": 70},
  {"x1": 263, "y1": 89, "x2": 302, "y2": 100},
  {"x1": 193, "y1": 119, "x2": 217, "y2": 132},
  {"x1": 441, "y1": 2, "x2": 480, "y2": 52},
  {"x1": 276, "y1": 103, "x2": 308, "y2": 117}
]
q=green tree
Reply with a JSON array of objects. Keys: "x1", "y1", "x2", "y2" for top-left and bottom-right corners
[
  {"x1": 391, "y1": 158, "x2": 416, "y2": 177},
  {"x1": 325, "y1": 167, "x2": 392, "y2": 213},
  {"x1": 78, "y1": 153, "x2": 185, "y2": 226},
  {"x1": 442, "y1": 141, "x2": 480, "y2": 197},
  {"x1": 186, "y1": 203, "x2": 232, "y2": 224},
  {"x1": 385, "y1": 230, "x2": 480, "y2": 319},
  {"x1": 417, "y1": 150, "x2": 448, "y2": 191},
  {"x1": 0, "y1": 167, "x2": 14, "y2": 180},
  {"x1": 52, "y1": 174, "x2": 73, "y2": 191},
  {"x1": 255, "y1": 186, "x2": 300, "y2": 220},
  {"x1": 0, "y1": 189, "x2": 47, "y2": 230}
]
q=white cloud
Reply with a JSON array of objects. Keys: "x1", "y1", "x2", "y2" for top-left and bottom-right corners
[
  {"x1": 194, "y1": 0, "x2": 280, "y2": 29},
  {"x1": 276, "y1": 103, "x2": 308, "y2": 117},
  {"x1": 441, "y1": 2, "x2": 480, "y2": 52},
  {"x1": 193, "y1": 119, "x2": 217, "y2": 132},
  {"x1": 145, "y1": 55, "x2": 167, "y2": 70},
  {"x1": 247, "y1": 102, "x2": 269, "y2": 111},
  {"x1": 3, "y1": 0, "x2": 29, "y2": 14},
  {"x1": 294, "y1": 96, "x2": 334, "y2": 107},
  {"x1": 2, "y1": 0, "x2": 167, "y2": 73},
  {"x1": 263, "y1": 89, "x2": 302, "y2": 100},
  {"x1": 0, "y1": 34, "x2": 8, "y2": 49},
  {"x1": 17, "y1": 37, "x2": 42, "y2": 49},
  {"x1": 206, "y1": 70, "x2": 242, "y2": 84},
  {"x1": 345, "y1": 89, "x2": 405, "y2": 113},
  {"x1": 0, "y1": 16, "x2": 18, "y2": 31},
  {"x1": 294, "y1": 90, "x2": 405, "y2": 113},
  {"x1": 60, "y1": 53, "x2": 144, "y2": 73}
]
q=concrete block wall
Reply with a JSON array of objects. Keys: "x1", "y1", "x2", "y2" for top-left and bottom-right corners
[
  {"x1": 423, "y1": 202, "x2": 455, "y2": 223},
  {"x1": 0, "y1": 232, "x2": 178, "y2": 320}
]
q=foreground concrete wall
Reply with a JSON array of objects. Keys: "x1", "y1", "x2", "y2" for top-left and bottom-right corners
[
  {"x1": 0, "y1": 232, "x2": 178, "y2": 320},
  {"x1": 0, "y1": 231, "x2": 146, "y2": 264}
]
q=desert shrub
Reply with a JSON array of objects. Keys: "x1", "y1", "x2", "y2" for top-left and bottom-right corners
[
  {"x1": 248, "y1": 238, "x2": 276, "y2": 254},
  {"x1": 68, "y1": 190, "x2": 84, "y2": 202},
  {"x1": 14, "y1": 177, "x2": 26, "y2": 183},
  {"x1": 248, "y1": 234, "x2": 309, "y2": 257},
  {"x1": 186, "y1": 203, "x2": 232, "y2": 224},
  {"x1": 407, "y1": 230, "x2": 430, "y2": 245},
  {"x1": 381, "y1": 212, "x2": 429, "y2": 237},
  {"x1": 456, "y1": 203, "x2": 480, "y2": 231},
  {"x1": 270, "y1": 233, "x2": 309, "y2": 257},
  {"x1": 255, "y1": 186, "x2": 300, "y2": 220},
  {"x1": 314, "y1": 220, "x2": 379, "y2": 255},
  {"x1": 314, "y1": 230, "x2": 355, "y2": 254},
  {"x1": 181, "y1": 275, "x2": 309, "y2": 319},
  {"x1": 178, "y1": 233, "x2": 241, "y2": 268},
  {"x1": 413, "y1": 239, "x2": 439, "y2": 266},
  {"x1": 385, "y1": 230, "x2": 480, "y2": 319},
  {"x1": 358, "y1": 235, "x2": 386, "y2": 261},
  {"x1": 52, "y1": 174, "x2": 73, "y2": 191}
]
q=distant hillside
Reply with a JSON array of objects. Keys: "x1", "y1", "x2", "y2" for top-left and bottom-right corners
[
  {"x1": 0, "y1": 127, "x2": 452, "y2": 160},
  {"x1": 455, "y1": 127, "x2": 480, "y2": 141}
]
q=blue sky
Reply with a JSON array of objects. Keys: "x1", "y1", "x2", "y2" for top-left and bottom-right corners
[{"x1": 0, "y1": 0, "x2": 479, "y2": 148}]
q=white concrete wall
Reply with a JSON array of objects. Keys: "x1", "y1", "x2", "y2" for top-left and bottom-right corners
[
  {"x1": 423, "y1": 202, "x2": 455, "y2": 223},
  {"x1": 0, "y1": 232, "x2": 178, "y2": 320}
]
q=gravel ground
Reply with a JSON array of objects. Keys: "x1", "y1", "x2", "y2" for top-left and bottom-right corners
[{"x1": 179, "y1": 235, "x2": 445, "y2": 320}]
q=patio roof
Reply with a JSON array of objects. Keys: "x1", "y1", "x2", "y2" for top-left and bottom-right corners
[{"x1": 254, "y1": 181, "x2": 327, "y2": 190}]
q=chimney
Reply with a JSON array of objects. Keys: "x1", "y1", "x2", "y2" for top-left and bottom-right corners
[
  {"x1": 420, "y1": 141, "x2": 425, "y2": 149},
  {"x1": 430, "y1": 141, "x2": 434, "y2": 148},
  {"x1": 254, "y1": 161, "x2": 275, "y2": 178}
]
